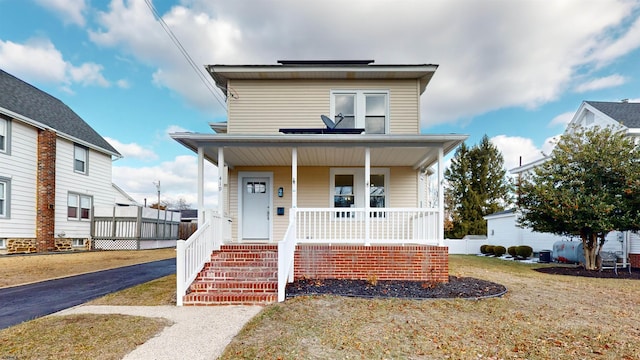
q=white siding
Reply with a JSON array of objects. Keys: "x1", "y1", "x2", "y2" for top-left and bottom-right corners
[
  {"x1": 55, "y1": 138, "x2": 114, "y2": 238},
  {"x1": 486, "y1": 212, "x2": 632, "y2": 253},
  {"x1": 227, "y1": 79, "x2": 420, "y2": 134},
  {"x1": 0, "y1": 121, "x2": 37, "y2": 237}
]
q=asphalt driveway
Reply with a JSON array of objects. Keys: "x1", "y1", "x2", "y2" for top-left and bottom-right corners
[{"x1": 0, "y1": 258, "x2": 175, "y2": 329}]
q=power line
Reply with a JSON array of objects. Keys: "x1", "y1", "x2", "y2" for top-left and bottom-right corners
[{"x1": 143, "y1": 0, "x2": 227, "y2": 111}]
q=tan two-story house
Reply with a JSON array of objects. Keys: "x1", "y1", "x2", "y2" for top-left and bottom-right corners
[{"x1": 171, "y1": 60, "x2": 467, "y2": 305}]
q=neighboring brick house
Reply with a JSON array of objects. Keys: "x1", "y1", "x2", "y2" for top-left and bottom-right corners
[
  {"x1": 171, "y1": 60, "x2": 467, "y2": 305},
  {"x1": 0, "y1": 69, "x2": 121, "y2": 254}
]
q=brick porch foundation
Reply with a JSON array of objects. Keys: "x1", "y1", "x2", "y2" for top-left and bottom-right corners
[
  {"x1": 294, "y1": 244, "x2": 449, "y2": 283},
  {"x1": 630, "y1": 254, "x2": 640, "y2": 268}
]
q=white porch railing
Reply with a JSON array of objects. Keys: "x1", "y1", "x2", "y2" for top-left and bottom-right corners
[
  {"x1": 276, "y1": 207, "x2": 440, "y2": 301},
  {"x1": 295, "y1": 208, "x2": 440, "y2": 245},
  {"x1": 176, "y1": 210, "x2": 231, "y2": 306}
]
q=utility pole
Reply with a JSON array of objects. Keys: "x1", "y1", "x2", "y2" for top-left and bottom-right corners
[{"x1": 154, "y1": 181, "x2": 161, "y2": 239}]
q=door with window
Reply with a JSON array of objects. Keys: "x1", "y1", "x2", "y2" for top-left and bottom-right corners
[{"x1": 242, "y1": 177, "x2": 270, "y2": 240}]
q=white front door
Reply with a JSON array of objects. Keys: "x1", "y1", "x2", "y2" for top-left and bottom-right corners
[{"x1": 242, "y1": 177, "x2": 270, "y2": 240}]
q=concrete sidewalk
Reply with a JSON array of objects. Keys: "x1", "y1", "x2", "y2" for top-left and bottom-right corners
[{"x1": 54, "y1": 305, "x2": 262, "y2": 360}]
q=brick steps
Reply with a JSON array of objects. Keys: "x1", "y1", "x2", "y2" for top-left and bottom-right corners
[{"x1": 182, "y1": 244, "x2": 278, "y2": 306}]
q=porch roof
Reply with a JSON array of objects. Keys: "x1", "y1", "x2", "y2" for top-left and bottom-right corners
[{"x1": 170, "y1": 133, "x2": 467, "y2": 169}]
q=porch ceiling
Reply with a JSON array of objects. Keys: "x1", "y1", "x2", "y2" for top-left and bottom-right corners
[{"x1": 170, "y1": 133, "x2": 468, "y2": 169}]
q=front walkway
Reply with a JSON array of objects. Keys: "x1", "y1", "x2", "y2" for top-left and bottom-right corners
[{"x1": 54, "y1": 305, "x2": 262, "y2": 360}]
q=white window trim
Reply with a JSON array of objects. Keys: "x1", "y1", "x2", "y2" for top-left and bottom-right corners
[
  {"x1": 329, "y1": 168, "x2": 390, "y2": 209},
  {"x1": 0, "y1": 176, "x2": 10, "y2": 219},
  {"x1": 0, "y1": 116, "x2": 11, "y2": 155},
  {"x1": 67, "y1": 193, "x2": 92, "y2": 221},
  {"x1": 0, "y1": 238, "x2": 6, "y2": 249},
  {"x1": 72, "y1": 238, "x2": 85, "y2": 247},
  {"x1": 329, "y1": 90, "x2": 390, "y2": 134},
  {"x1": 74, "y1": 144, "x2": 89, "y2": 175}
]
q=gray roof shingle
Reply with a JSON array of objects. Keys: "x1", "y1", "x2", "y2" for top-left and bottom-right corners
[
  {"x1": 0, "y1": 69, "x2": 120, "y2": 156},
  {"x1": 586, "y1": 101, "x2": 640, "y2": 129}
]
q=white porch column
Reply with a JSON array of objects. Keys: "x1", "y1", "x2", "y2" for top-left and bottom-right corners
[
  {"x1": 291, "y1": 147, "x2": 297, "y2": 209},
  {"x1": 197, "y1": 146, "x2": 205, "y2": 227},
  {"x1": 364, "y1": 147, "x2": 370, "y2": 246},
  {"x1": 218, "y1": 147, "x2": 225, "y2": 244},
  {"x1": 438, "y1": 147, "x2": 444, "y2": 246}
]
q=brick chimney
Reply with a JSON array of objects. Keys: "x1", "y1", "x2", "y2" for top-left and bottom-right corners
[{"x1": 36, "y1": 128, "x2": 56, "y2": 252}]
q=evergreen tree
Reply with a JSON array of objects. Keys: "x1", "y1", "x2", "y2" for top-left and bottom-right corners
[{"x1": 445, "y1": 135, "x2": 513, "y2": 238}]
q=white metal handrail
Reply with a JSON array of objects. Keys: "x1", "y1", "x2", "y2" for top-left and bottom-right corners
[
  {"x1": 295, "y1": 208, "x2": 440, "y2": 245},
  {"x1": 277, "y1": 210, "x2": 297, "y2": 302},
  {"x1": 176, "y1": 210, "x2": 230, "y2": 306}
]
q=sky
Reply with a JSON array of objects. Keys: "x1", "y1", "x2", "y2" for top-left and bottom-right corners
[{"x1": 1, "y1": 0, "x2": 640, "y2": 208}]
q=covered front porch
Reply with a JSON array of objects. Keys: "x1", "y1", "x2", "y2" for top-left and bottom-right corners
[{"x1": 172, "y1": 133, "x2": 466, "y2": 305}]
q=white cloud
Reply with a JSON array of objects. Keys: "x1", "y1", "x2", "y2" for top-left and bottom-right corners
[
  {"x1": 68, "y1": 62, "x2": 110, "y2": 87},
  {"x1": 0, "y1": 38, "x2": 111, "y2": 88},
  {"x1": 105, "y1": 137, "x2": 158, "y2": 161},
  {"x1": 112, "y1": 155, "x2": 219, "y2": 208},
  {"x1": 574, "y1": 74, "x2": 627, "y2": 93},
  {"x1": 490, "y1": 134, "x2": 560, "y2": 172},
  {"x1": 116, "y1": 79, "x2": 130, "y2": 88},
  {"x1": 86, "y1": 0, "x2": 640, "y2": 127},
  {"x1": 35, "y1": 0, "x2": 87, "y2": 26},
  {"x1": 548, "y1": 111, "x2": 575, "y2": 128}
]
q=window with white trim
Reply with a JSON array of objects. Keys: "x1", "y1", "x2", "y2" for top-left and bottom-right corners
[
  {"x1": 68, "y1": 193, "x2": 92, "y2": 220},
  {"x1": 330, "y1": 168, "x2": 389, "y2": 214},
  {"x1": 72, "y1": 238, "x2": 84, "y2": 247},
  {"x1": 74, "y1": 144, "x2": 88, "y2": 174},
  {"x1": 0, "y1": 238, "x2": 6, "y2": 249},
  {"x1": 0, "y1": 177, "x2": 9, "y2": 218},
  {"x1": 0, "y1": 117, "x2": 9, "y2": 154},
  {"x1": 331, "y1": 90, "x2": 389, "y2": 134}
]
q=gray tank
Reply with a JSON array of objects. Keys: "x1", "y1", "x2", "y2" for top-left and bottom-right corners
[{"x1": 552, "y1": 241, "x2": 585, "y2": 264}]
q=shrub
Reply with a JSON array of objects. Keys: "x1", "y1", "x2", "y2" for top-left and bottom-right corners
[
  {"x1": 507, "y1": 246, "x2": 517, "y2": 257},
  {"x1": 485, "y1": 245, "x2": 495, "y2": 255},
  {"x1": 480, "y1": 244, "x2": 489, "y2": 254},
  {"x1": 493, "y1": 246, "x2": 507, "y2": 257},
  {"x1": 516, "y1": 245, "x2": 533, "y2": 258}
]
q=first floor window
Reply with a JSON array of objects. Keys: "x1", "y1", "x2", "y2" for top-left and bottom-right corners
[
  {"x1": 330, "y1": 168, "x2": 389, "y2": 216},
  {"x1": 72, "y1": 239, "x2": 84, "y2": 247},
  {"x1": 68, "y1": 193, "x2": 92, "y2": 220},
  {"x1": 0, "y1": 178, "x2": 9, "y2": 218},
  {"x1": 74, "y1": 145, "x2": 88, "y2": 174},
  {"x1": 0, "y1": 238, "x2": 6, "y2": 249}
]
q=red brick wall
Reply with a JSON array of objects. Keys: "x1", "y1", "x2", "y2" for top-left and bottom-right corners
[
  {"x1": 36, "y1": 129, "x2": 56, "y2": 252},
  {"x1": 294, "y1": 244, "x2": 449, "y2": 283},
  {"x1": 630, "y1": 254, "x2": 640, "y2": 268}
]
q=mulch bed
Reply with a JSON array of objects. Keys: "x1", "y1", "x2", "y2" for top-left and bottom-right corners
[
  {"x1": 534, "y1": 265, "x2": 639, "y2": 279},
  {"x1": 285, "y1": 276, "x2": 507, "y2": 300}
]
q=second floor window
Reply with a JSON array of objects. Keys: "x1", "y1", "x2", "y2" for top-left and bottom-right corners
[
  {"x1": 0, "y1": 117, "x2": 8, "y2": 153},
  {"x1": 74, "y1": 145, "x2": 88, "y2": 174},
  {"x1": 68, "y1": 193, "x2": 91, "y2": 220},
  {"x1": 331, "y1": 90, "x2": 388, "y2": 134}
]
